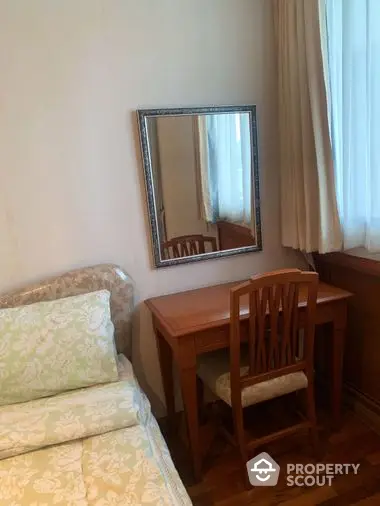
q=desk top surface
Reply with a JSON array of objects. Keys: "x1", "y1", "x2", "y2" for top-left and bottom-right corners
[{"x1": 146, "y1": 280, "x2": 352, "y2": 337}]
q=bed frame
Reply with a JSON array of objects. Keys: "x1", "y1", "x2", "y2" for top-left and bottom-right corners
[{"x1": 0, "y1": 264, "x2": 134, "y2": 359}]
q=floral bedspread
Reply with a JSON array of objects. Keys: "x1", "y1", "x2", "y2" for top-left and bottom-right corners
[{"x1": 0, "y1": 355, "x2": 191, "y2": 506}]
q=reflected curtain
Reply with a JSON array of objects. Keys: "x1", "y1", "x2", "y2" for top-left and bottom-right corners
[
  {"x1": 194, "y1": 116, "x2": 213, "y2": 222},
  {"x1": 273, "y1": 0, "x2": 342, "y2": 253},
  {"x1": 324, "y1": 0, "x2": 380, "y2": 251},
  {"x1": 195, "y1": 114, "x2": 252, "y2": 227}
]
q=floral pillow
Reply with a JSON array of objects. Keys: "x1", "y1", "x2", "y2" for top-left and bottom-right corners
[{"x1": 0, "y1": 290, "x2": 118, "y2": 406}]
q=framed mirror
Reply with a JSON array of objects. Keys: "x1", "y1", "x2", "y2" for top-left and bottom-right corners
[{"x1": 137, "y1": 105, "x2": 262, "y2": 268}]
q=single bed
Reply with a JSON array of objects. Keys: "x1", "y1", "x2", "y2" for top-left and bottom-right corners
[{"x1": 0, "y1": 264, "x2": 191, "y2": 506}]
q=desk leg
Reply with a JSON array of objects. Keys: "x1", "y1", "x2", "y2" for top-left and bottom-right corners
[
  {"x1": 178, "y1": 339, "x2": 202, "y2": 482},
  {"x1": 156, "y1": 330, "x2": 176, "y2": 433},
  {"x1": 331, "y1": 302, "x2": 347, "y2": 429}
]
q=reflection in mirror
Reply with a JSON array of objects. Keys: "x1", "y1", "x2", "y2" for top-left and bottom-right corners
[{"x1": 138, "y1": 106, "x2": 261, "y2": 268}]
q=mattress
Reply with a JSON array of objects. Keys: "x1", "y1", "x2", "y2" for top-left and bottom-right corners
[{"x1": 0, "y1": 355, "x2": 192, "y2": 505}]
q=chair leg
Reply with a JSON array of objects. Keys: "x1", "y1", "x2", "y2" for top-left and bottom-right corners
[
  {"x1": 233, "y1": 408, "x2": 251, "y2": 489},
  {"x1": 305, "y1": 383, "x2": 319, "y2": 459},
  {"x1": 196, "y1": 376, "x2": 205, "y2": 425},
  {"x1": 241, "y1": 453, "x2": 251, "y2": 489},
  {"x1": 237, "y1": 435, "x2": 250, "y2": 490}
]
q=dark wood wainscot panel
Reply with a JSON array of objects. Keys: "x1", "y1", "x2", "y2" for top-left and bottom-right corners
[
  {"x1": 314, "y1": 252, "x2": 380, "y2": 407},
  {"x1": 217, "y1": 220, "x2": 255, "y2": 250}
]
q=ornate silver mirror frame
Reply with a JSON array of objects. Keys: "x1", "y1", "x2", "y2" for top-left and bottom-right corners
[{"x1": 137, "y1": 105, "x2": 262, "y2": 268}]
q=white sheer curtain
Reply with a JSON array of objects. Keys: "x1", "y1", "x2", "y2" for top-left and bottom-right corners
[
  {"x1": 196, "y1": 113, "x2": 252, "y2": 226},
  {"x1": 206, "y1": 113, "x2": 251, "y2": 226},
  {"x1": 324, "y1": 0, "x2": 380, "y2": 251}
]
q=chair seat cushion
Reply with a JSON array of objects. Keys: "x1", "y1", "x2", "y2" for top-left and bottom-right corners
[{"x1": 197, "y1": 349, "x2": 308, "y2": 408}]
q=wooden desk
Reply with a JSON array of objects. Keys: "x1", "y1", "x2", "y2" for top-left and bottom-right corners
[{"x1": 146, "y1": 280, "x2": 352, "y2": 481}]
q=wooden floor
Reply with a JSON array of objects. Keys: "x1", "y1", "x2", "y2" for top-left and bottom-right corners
[{"x1": 162, "y1": 403, "x2": 380, "y2": 506}]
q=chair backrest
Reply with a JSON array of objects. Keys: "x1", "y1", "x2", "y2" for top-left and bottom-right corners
[
  {"x1": 162, "y1": 234, "x2": 217, "y2": 259},
  {"x1": 229, "y1": 269, "x2": 318, "y2": 407}
]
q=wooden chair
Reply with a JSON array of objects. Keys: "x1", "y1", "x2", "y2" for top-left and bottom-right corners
[
  {"x1": 162, "y1": 234, "x2": 217, "y2": 259},
  {"x1": 197, "y1": 269, "x2": 319, "y2": 485}
]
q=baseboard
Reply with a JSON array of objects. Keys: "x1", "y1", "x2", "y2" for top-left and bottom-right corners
[{"x1": 344, "y1": 384, "x2": 380, "y2": 435}]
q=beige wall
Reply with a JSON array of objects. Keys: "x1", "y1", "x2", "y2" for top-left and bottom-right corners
[{"x1": 0, "y1": 0, "x2": 304, "y2": 416}]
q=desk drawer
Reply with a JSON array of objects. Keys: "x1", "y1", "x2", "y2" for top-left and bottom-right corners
[
  {"x1": 195, "y1": 322, "x2": 249, "y2": 354},
  {"x1": 195, "y1": 326, "x2": 229, "y2": 353}
]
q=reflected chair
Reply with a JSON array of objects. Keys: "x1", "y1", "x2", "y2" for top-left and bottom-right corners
[
  {"x1": 162, "y1": 234, "x2": 217, "y2": 259},
  {"x1": 197, "y1": 269, "x2": 319, "y2": 485}
]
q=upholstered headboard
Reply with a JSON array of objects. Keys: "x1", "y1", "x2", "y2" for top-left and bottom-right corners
[{"x1": 0, "y1": 264, "x2": 134, "y2": 359}]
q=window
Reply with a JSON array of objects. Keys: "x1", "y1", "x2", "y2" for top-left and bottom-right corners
[{"x1": 325, "y1": 0, "x2": 380, "y2": 250}]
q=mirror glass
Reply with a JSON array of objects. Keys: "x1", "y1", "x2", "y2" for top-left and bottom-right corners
[{"x1": 138, "y1": 106, "x2": 261, "y2": 267}]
